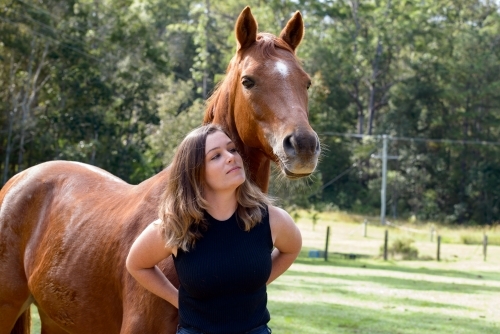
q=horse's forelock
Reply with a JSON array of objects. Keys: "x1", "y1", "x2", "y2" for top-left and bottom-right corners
[{"x1": 255, "y1": 33, "x2": 297, "y2": 61}]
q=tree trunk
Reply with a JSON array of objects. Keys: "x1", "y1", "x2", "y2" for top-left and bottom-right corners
[
  {"x1": 367, "y1": 39, "x2": 382, "y2": 135},
  {"x1": 90, "y1": 131, "x2": 98, "y2": 165},
  {"x1": 2, "y1": 57, "x2": 21, "y2": 185},
  {"x1": 18, "y1": 41, "x2": 49, "y2": 172},
  {"x1": 202, "y1": 0, "x2": 211, "y2": 99},
  {"x1": 349, "y1": 1, "x2": 364, "y2": 135},
  {"x1": 3, "y1": 107, "x2": 16, "y2": 185}
]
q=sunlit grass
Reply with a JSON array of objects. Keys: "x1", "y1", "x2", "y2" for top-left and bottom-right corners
[
  {"x1": 267, "y1": 258, "x2": 500, "y2": 333},
  {"x1": 31, "y1": 306, "x2": 40, "y2": 332},
  {"x1": 265, "y1": 215, "x2": 500, "y2": 333}
]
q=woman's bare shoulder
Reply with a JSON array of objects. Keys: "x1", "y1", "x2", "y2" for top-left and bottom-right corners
[
  {"x1": 267, "y1": 205, "x2": 301, "y2": 251},
  {"x1": 134, "y1": 220, "x2": 175, "y2": 256},
  {"x1": 268, "y1": 205, "x2": 294, "y2": 224}
]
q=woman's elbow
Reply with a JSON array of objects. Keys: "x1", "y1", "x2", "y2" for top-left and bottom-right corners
[{"x1": 125, "y1": 251, "x2": 137, "y2": 275}]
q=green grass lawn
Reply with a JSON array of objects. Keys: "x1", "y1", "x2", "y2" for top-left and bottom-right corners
[
  {"x1": 31, "y1": 212, "x2": 500, "y2": 333},
  {"x1": 266, "y1": 213, "x2": 500, "y2": 333},
  {"x1": 267, "y1": 257, "x2": 499, "y2": 333}
]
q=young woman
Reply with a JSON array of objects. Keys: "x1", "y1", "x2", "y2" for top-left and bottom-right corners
[{"x1": 126, "y1": 124, "x2": 302, "y2": 334}]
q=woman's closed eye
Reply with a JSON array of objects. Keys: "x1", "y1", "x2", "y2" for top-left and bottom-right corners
[{"x1": 209, "y1": 147, "x2": 238, "y2": 161}]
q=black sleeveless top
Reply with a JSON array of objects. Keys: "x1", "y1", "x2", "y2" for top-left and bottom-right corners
[{"x1": 173, "y1": 208, "x2": 273, "y2": 334}]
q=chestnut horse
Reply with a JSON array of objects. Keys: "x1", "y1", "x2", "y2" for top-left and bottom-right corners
[{"x1": 0, "y1": 7, "x2": 319, "y2": 334}]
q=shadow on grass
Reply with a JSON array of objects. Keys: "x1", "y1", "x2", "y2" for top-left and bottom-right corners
[
  {"x1": 270, "y1": 279, "x2": 468, "y2": 311},
  {"x1": 296, "y1": 253, "x2": 500, "y2": 282},
  {"x1": 268, "y1": 300, "x2": 498, "y2": 334},
  {"x1": 284, "y1": 267, "x2": 499, "y2": 294}
]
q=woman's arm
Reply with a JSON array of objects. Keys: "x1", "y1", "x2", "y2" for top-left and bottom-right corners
[
  {"x1": 126, "y1": 221, "x2": 179, "y2": 308},
  {"x1": 267, "y1": 206, "x2": 302, "y2": 285}
]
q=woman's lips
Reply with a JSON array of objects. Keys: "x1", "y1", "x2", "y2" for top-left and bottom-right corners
[{"x1": 227, "y1": 166, "x2": 241, "y2": 174}]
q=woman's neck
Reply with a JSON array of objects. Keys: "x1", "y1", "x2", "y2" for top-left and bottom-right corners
[{"x1": 204, "y1": 190, "x2": 238, "y2": 221}]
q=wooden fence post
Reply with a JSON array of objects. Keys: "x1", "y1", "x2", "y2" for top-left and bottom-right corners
[
  {"x1": 363, "y1": 219, "x2": 368, "y2": 237},
  {"x1": 437, "y1": 235, "x2": 441, "y2": 261},
  {"x1": 383, "y1": 229, "x2": 388, "y2": 261},
  {"x1": 483, "y1": 234, "x2": 488, "y2": 262},
  {"x1": 324, "y1": 226, "x2": 330, "y2": 261}
]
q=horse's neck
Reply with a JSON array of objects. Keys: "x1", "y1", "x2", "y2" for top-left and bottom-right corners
[
  {"x1": 243, "y1": 150, "x2": 271, "y2": 193},
  {"x1": 209, "y1": 93, "x2": 271, "y2": 193}
]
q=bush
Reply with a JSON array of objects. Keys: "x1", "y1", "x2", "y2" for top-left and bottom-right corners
[
  {"x1": 460, "y1": 234, "x2": 483, "y2": 245},
  {"x1": 381, "y1": 238, "x2": 419, "y2": 260},
  {"x1": 460, "y1": 233, "x2": 500, "y2": 246}
]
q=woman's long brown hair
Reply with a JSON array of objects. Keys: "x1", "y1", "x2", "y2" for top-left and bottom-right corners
[{"x1": 158, "y1": 124, "x2": 273, "y2": 251}]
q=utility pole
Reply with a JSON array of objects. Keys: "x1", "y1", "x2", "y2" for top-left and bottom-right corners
[
  {"x1": 371, "y1": 135, "x2": 398, "y2": 225},
  {"x1": 381, "y1": 135, "x2": 388, "y2": 225}
]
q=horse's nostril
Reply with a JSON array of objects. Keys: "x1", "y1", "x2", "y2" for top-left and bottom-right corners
[
  {"x1": 283, "y1": 134, "x2": 297, "y2": 156},
  {"x1": 283, "y1": 133, "x2": 321, "y2": 157}
]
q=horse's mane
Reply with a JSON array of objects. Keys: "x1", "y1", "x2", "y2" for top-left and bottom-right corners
[{"x1": 203, "y1": 33, "x2": 298, "y2": 124}]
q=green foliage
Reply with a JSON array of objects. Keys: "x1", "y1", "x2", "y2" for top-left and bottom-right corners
[
  {"x1": 460, "y1": 233, "x2": 500, "y2": 246},
  {"x1": 145, "y1": 76, "x2": 204, "y2": 167},
  {"x1": 381, "y1": 238, "x2": 419, "y2": 260},
  {"x1": 1, "y1": 0, "x2": 500, "y2": 225}
]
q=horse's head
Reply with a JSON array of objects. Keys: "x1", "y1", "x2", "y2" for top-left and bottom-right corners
[{"x1": 205, "y1": 7, "x2": 320, "y2": 190}]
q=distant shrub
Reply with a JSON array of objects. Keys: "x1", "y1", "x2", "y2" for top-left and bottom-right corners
[
  {"x1": 381, "y1": 238, "x2": 419, "y2": 260},
  {"x1": 488, "y1": 235, "x2": 500, "y2": 246},
  {"x1": 461, "y1": 234, "x2": 500, "y2": 246},
  {"x1": 460, "y1": 234, "x2": 482, "y2": 245},
  {"x1": 311, "y1": 212, "x2": 319, "y2": 231}
]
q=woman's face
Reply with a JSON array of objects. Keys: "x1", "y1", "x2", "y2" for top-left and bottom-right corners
[{"x1": 204, "y1": 131, "x2": 246, "y2": 194}]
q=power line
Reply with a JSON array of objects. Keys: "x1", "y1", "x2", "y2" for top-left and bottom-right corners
[
  {"x1": 321, "y1": 132, "x2": 500, "y2": 147},
  {"x1": 3, "y1": 4, "x2": 191, "y2": 80},
  {"x1": 392, "y1": 135, "x2": 500, "y2": 146},
  {"x1": 15, "y1": 0, "x2": 160, "y2": 57},
  {"x1": 15, "y1": 10, "x2": 110, "y2": 50},
  {"x1": 16, "y1": 0, "x2": 113, "y2": 46},
  {"x1": 0, "y1": 16, "x2": 103, "y2": 62},
  {"x1": 308, "y1": 147, "x2": 378, "y2": 199}
]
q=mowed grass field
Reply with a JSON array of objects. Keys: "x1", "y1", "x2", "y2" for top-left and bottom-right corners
[
  {"x1": 267, "y1": 211, "x2": 500, "y2": 333},
  {"x1": 31, "y1": 211, "x2": 500, "y2": 333}
]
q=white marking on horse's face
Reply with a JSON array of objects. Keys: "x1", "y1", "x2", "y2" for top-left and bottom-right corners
[{"x1": 275, "y1": 61, "x2": 289, "y2": 77}]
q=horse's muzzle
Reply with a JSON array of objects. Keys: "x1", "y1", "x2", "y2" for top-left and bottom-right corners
[{"x1": 280, "y1": 130, "x2": 320, "y2": 176}]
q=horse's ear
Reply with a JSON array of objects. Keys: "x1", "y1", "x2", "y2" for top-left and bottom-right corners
[
  {"x1": 279, "y1": 11, "x2": 304, "y2": 52},
  {"x1": 235, "y1": 6, "x2": 258, "y2": 50},
  {"x1": 203, "y1": 109, "x2": 214, "y2": 124}
]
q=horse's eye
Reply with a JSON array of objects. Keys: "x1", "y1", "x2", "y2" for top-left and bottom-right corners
[{"x1": 241, "y1": 77, "x2": 255, "y2": 89}]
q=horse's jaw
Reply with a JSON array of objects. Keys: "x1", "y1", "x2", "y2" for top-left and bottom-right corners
[{"x1": 275, "y1": 157, "x2": 319, "y2": 180}]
